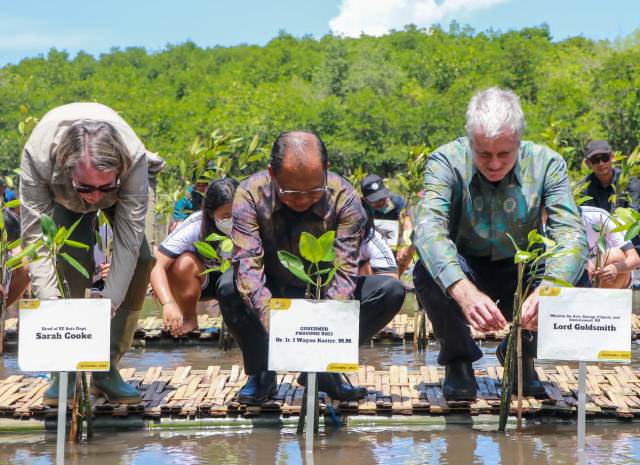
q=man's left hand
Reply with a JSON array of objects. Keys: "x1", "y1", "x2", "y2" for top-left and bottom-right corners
[{"x1": 521, "y1": 287, "x2": 541, "y2": 331}]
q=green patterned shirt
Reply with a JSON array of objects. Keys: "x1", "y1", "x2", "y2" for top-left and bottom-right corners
[{"x1": 414, "y1": 137, "x2": 588, "y2": 291}]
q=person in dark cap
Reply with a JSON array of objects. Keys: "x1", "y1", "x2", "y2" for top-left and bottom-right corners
[
  {"x1": 360, "y1": 174, "x2": 414, "y2": 276},
  {"x1": 582, "y1": 140, "x2": 640, "y2": 212},
  {"x1": 361, "y1": 175, "x2": 405, "y2": 220}
]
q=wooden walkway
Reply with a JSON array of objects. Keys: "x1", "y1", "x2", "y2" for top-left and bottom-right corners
[
  {"x1": 1, "y1": 364, "x2": 640, "y2": 424},
  {"x1": 5, "y1": 314, "x2": 640, "y2": 347}
]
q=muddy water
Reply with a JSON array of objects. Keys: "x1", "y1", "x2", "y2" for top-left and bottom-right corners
[
  {"x1": 2, "y1": 296, "x2": 640, "y2": 464},
  {"x1": 1, "y1": 423, "x2": 640, "y2": 464}
]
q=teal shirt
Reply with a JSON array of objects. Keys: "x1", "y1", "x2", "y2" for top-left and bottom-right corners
[{"x1": 414, "y1": 137, "x2": 588, "y2": 292}]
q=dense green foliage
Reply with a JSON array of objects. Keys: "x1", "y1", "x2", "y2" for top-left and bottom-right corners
[{"x1": 2, "y1": 24, "x2": 640, "y2": 179}]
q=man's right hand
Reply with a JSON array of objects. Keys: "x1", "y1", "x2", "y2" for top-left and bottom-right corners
[{"x1": 448, "y1": 279, "x2": 507, "y2": 332}]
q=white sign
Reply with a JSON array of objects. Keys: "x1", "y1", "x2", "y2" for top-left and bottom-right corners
[
  {"x1": 18, "y1": 299, "x2": 111, "y2": 372},
  {"x1": 374, "y1": 219, "x2": 400, "y2": 247},
  {"x1": 538, "y1": 287, "x2": 631, "y2": 363},
  {"x1": 268, "y1": 299, "x2": 360, "y2": 373}
]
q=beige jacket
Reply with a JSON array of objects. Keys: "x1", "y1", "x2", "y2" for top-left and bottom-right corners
[{"x1": 20, "y1": 102, "x2": 164, "y2": 309}]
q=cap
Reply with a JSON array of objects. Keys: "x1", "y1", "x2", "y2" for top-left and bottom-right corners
[
  {"x1": 361, "y1": 174, "x2": 390, "y2": 203},
  {"x1": 585, "y1": 140, "x2": 612, "y2": 159}
]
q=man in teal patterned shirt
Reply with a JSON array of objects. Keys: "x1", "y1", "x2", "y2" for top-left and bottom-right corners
[{"x1": 412, "y1": 87, "x2": 589, "y2": 401}]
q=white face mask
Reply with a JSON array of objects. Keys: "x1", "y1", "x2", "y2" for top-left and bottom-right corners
[{"x1": 215, "y1": 217, "x2": 233, "y2": 235}]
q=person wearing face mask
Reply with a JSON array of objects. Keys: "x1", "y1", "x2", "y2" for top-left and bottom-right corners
[
  {"x1": 150, "y1": 178, "x2": 237, "y2": 337},
  {"x1": 217, "y1": 131, "x2": 406, "y2": 406},
  {"x1": 20, "y1": 102, "x2": 165, "y2": 406}
]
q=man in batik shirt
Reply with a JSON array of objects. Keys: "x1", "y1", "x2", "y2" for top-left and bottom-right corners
[
  {"x1": 218, "y1": 131, "x2": 406, "y2": 405},
  {"x1": 413, "y1": 87, "x2": 589, "y2": 400}
]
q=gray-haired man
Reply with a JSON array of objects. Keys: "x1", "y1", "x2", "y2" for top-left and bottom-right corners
[
  {"x1": 20, "y1": 102, "x2": 164, "y2": 405},
  {"x1": 412, "y1": 87, "x2": 589, "y2": 400}
]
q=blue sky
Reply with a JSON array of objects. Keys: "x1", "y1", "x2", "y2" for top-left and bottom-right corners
[{"x1": 1, "y1": 0, "x2": 638, "y2": 66}]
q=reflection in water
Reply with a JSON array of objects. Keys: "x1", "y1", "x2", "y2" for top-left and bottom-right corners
[{"x1": 1, "y1": 424, "x2": 640, "y2": 464}]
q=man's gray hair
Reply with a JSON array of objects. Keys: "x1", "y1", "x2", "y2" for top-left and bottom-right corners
[
  {"x1": 464, "y1": 87, "x2": 526, "y2": 140},
  {"x1": 57, "y1": 120, "x2": 131, "y2": 174}
]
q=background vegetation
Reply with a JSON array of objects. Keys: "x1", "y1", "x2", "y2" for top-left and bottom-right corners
[{"x1": 1, "y1": 23, "x2": 640, "y2": 183}]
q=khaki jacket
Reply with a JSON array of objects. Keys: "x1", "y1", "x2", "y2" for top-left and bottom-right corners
[{"x1": 20, "y1": 102, "x2": 164, "y2": 309}]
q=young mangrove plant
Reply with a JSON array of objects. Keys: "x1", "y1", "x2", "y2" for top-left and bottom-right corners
[
  {"x1": 500, "y1": 230, "x2": 575, "y2": 432},
  {"x1": 277, "y1": 231, "x2": 340, "y2": 300},
  {"x1": 40, "y1": 213, "x2": 93, "y2": 440},
  {"x1": 277, "y1": 230, "x2": 341, "y2": 434},
  {"x1": 0, "y1": 199, "x2": 40, "y2": 355},
  {"x1": 194, "y1": 231, "x2": 234, "y2": 349}
]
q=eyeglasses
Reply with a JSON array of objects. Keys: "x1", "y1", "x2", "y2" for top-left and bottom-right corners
[
  {"x1": 588, "y1": 153, "x2": 612, "y2": 165},
  {"x1": 71, "y1": 179, "x2": 120, "y2": 194},
  {"x1": 274, "y1": 176, "x2": 329, "y2": 198}
]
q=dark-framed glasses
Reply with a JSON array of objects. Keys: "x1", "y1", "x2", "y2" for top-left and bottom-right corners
[
  {"x1": 588, "y1": 153, "x2": 612, "y2": 165},
  {"x1": 72, "y1": 179, "x2": 120, "y2": 194}
]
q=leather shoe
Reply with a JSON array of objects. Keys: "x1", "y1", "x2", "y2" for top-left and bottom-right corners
[
  {"x1": 496, "y1": 339, "x2": 547, "y2": 398},
  {"x1": 297, "y1": 373, "x2": 367, "y2": 401},
  {"x1": 237, "y1": 371, "x2": 276, "y2": 405},
  {"x1": 442, "y1": 360, "x2": 478, "y2": 401}
]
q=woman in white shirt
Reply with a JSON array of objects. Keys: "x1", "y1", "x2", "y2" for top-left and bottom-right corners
[
  {"x1": 358, "y1": 200, "x2": 398, "y2": 277},
  {"x1": 150, "y1": 178, "x2": 237, "y2": 336}
]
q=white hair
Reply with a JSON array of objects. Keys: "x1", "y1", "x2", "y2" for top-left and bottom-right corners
[{"x1": 464, "y1": 87, "x2": 526, "y2": 141}]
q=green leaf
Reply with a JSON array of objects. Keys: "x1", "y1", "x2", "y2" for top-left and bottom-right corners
[
  {"x1": 597, "y1": 236, "x2": 607, "y2": 255},
  {"x1": 220, "y1": 238, "x2": 233, "y2": 254},
  {"x1": 4, "y1": 199, "x2": 19, "y2": 209},
  {"x1": 220, "y1": 260, "x2": 231, "y2": 273},
  {"x1": 625, "y1": 222, "x2": 640, "y2": 241},
  {"x1": 60, "y1": 253, "x2": 89, "y2": 279},
  {"x1": 317, "y1": 230, "x2": 336, "y2": 262},
  {"x1": 277, "y1": 250, "x2": 314, "y2": 285},
  {"x1": 63, "y1": 239, "x2": 89, "y2": 250},
  {"x1": 201, "y1": 267, "x2": 221, "y2": 275},
  {"x1": 514, "y1": 250, "x2": 533, "y2": 263},
  {"x1": 40, "y1": 214, "x2": 58, "y2": 243},
  {"x1": 62, "y1": 217, "x2": 84, "y2": 243},
  {"x1": 7, "y1": 239, "x2": 21, "y2": 250},
  {"x1": 299, "y1": 232, "x2": 324, "y2": 264},
  {"x1": 194, "y1": 241, "x2": 219, "y2": 260},
  {"x1": 205, "y1": 232, "x2": 227, "y2": 242},
  {"x1": 322, "y1": 264, "x2": 340, "y2": 287}
]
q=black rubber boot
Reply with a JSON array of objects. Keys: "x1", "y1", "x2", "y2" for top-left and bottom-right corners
[
  {"x1": 442, "y1": 360, "x2": 478, "y2": 401},
  {"x1": 237, "y1": 371, "x2": 276, "y2": 405},
  {"x1": 496, "y1": 338, "x2": 547, "y2": 398},
  {"x1": 297, "y1": 373, "x2": 368, "y2": 401}
]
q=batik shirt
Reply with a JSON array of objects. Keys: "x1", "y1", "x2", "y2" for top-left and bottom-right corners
[
  {"x1": 231, "y1": 170, "x2": 365, "y2": 318},
  {"x1": 413, "y1": 137, "x2": 588, "y2": 292}
]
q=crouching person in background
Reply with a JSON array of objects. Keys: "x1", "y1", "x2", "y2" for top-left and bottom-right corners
[
  {"x1": 217, "y1": 131, "x2": 406, "y2": 405},
  {"x1": 20, "y1": 103, "x2": 164, "y2": 405},
  {"x1": 150, "y1": 178, "x2": 237, "y2": 336}
]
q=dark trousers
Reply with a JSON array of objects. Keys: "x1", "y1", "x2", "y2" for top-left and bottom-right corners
[
  {"x1": 413, "y1": 256, "x2": 590, "y2": 365},
  {"x1": 217, "y1": 269, "x2": 406, "y2": 375}
]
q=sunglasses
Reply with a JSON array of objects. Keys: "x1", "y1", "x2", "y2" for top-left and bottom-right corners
[
  {"x1": 587, "y1": 153, "x2": 611, "y2": 165},
  {"x1": 72, "y1": 179, "x2": 120, "y2": 194}
]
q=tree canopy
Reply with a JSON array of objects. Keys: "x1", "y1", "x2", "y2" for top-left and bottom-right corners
[{"x1": 1, "y1": 24, "x2": 639, "y2": 178}]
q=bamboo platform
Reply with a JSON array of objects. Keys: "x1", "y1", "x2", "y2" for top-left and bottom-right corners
[
  {"x1": 1, "y1": 364, "x2": 640, "y2": 429},
  {"x1": 4, "y1": 314, "x2": 640, "y2": 348}
]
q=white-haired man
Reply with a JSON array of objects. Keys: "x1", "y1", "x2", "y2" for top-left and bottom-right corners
[{"x1": 412, "y1": 87, "x2": 589, "y2": 401}]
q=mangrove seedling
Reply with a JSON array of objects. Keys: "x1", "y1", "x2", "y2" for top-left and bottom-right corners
[
  {"x1": 0, "y1": 199, "x2": 41, "y2": 354},
  {"x1": 500, "y1": 230, "x2": 576, "y2": 432},
  {"x1": 40, "y1": 213, "x2": 94, "y2": 440},
  {"x1": 277, "y1": 231, "x2": 341, "y2": 300}
]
